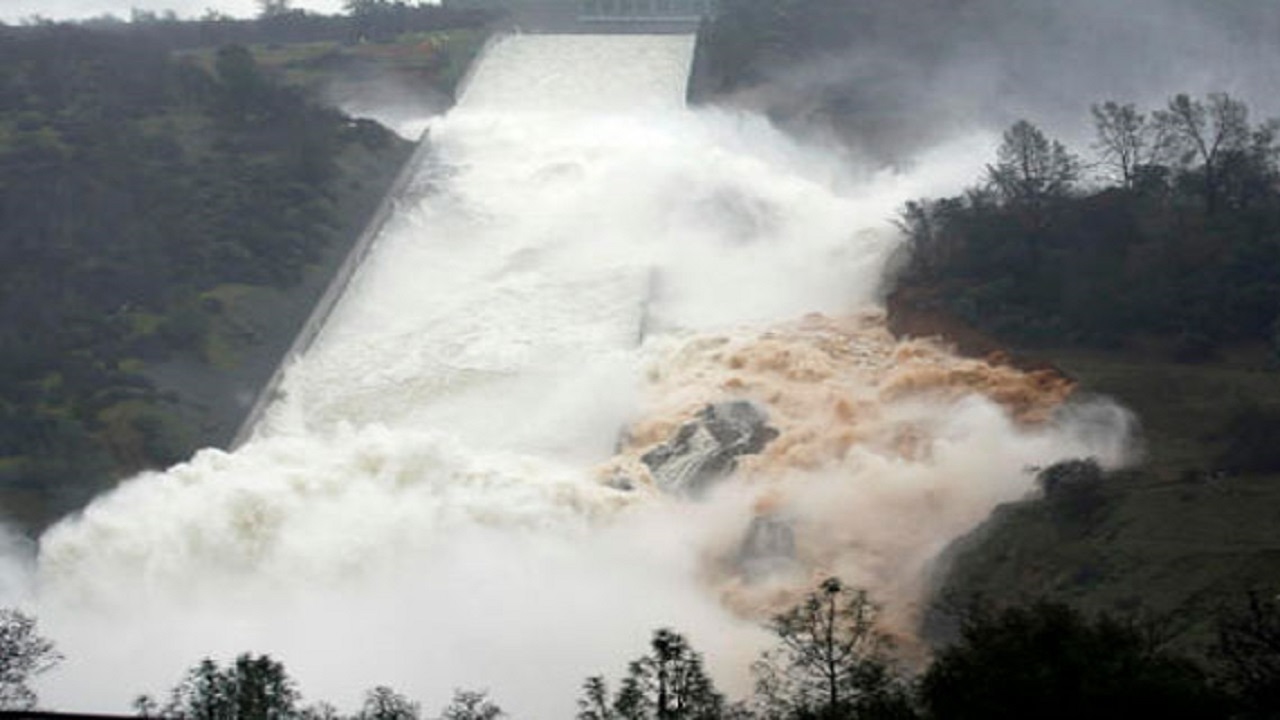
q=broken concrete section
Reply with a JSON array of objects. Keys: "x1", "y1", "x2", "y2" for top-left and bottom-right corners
[{"x1": 640, "y1": 400, "x2": 779, "y2": 495}]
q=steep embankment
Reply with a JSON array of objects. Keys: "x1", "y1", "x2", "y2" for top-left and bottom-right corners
[
  {"x1": 0, "y1": 24, "x2": 492, "y2": 531},
  {"x1": 926, "y1": 334, "x2": 1280, "y2": 651},
  {"x1": 890, "y1": 199, "x2": 1280, "y2": 645}
]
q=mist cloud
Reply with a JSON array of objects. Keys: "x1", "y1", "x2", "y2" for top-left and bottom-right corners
[{"x1": 733, "y1": 0, "x2": 1280, "y2": 160}]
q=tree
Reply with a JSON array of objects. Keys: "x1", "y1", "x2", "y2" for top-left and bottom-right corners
[
  {"x1": 344, "y1": 0, "x2": 409, "y2": 43},
  {"x1": 436, "y1": 689, "x2": 504, "y2": 720},
  {"x1": 0, "y1": 609, "x2": 62, "y2": 710},
  {"x1": 301, "y1": 701, "x2": 341, "y2": 720},
  {"x1": 752, "y1": 579, "x2": 912, "y2": 719},
  {"x1": 134, "y1": 694, "x2": 161, "y2": 717},
  {"x1": 920, "y1": 600, "x2": 1223, "y2": 720},
  {"x1": 577, "y1": 676, "x2": 614, "y2": 720},
  {"x1": 257, "y1": 0, "x2": 293, "y2": 18},
  {"x1": 1035, "y1": 457, "x2": 1107, "y2": 526},
  {"x1": 165, "y1": 654, "x2": 300, "y2": 720},
  {"x1": 987, "y1": 120, "x2": 1079, "y2": 207},
  {"x1": 1154, "y1": 93, "x2": 1252, "y2": 213},
  {"x1": 214, "y1": 44, "x2": 265, "y2": 123},
  {"x1": 360, "y1": 686, "x2": 420, "y2": 720},
  {"x1": 1091, "y1": 101, "x2": 1169, "y2": 189},
  {"x1": 169, "y1": 658, "x2": 232, "y2": 720},
  {"x1": 583, "y1": 629, "x2": 723, "y2": 720},
  {"x1": 618, "y1": 629, "x2": 723, "y2": 720}
]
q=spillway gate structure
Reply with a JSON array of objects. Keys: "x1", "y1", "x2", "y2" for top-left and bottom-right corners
[{"x1": 444, "y1": 0, "x2": 716, "y2": 32}]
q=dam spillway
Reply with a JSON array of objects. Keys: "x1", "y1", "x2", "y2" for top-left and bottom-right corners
[
  {"x1": 230, "y1": 34, "x2": 696, "y2": 448},
  {"x1": 27, "y1": 30, "x2": 1133, "y2": 718},
  {"x1": 259, "y1": 33, "x2": 699, "y2": 449}
]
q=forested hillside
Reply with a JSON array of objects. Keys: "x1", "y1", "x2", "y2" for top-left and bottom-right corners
[
  {"x1": 895, "y1": 100, "x2": 1280, "y2": 651},
  {"x1": 702, "y1": 0, "x2": 1280, "y2": 651},
  {"x1": 896, "y1": 100, "x2": 1280, "y2": 358},
  {"x1": 0, "y1": 15, "x2": 486, "y2": 530}
]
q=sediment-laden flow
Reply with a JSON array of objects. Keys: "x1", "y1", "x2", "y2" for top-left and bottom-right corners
[{"x1": 23, "y1": 34, "x2": 1130, "y2": 716}]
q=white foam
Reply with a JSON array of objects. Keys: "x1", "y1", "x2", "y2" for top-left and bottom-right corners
[{"x1": 22, "y1": 33, "x2": 1128, "y2": 718}]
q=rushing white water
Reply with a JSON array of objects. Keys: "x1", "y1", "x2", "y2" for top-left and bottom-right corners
[{"x1": 17, "y1": 33, "x2": 1131, "y2": 717}]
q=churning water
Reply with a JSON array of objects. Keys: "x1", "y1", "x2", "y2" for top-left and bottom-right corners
[{"x1": 19, "y1": 34, "x2": 1131, "y2": 716}]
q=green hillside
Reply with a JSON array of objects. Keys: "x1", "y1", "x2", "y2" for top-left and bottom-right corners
[{"x1": 0, "y1": 20, "x2": 486, "y2": 531}]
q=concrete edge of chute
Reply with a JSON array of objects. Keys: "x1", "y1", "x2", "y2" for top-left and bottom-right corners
[{"x1": 229, "y1": 126, "x2": 435, "y2": 450}]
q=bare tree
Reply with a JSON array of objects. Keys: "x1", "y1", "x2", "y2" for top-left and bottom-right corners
[
  {"x1": 437, "y1": 689, "x2": 504, "y2": 720},
  {"x1": 1154, "y1": 93, "x2": 1251, "y2": 212},
  {"x1": 1091, "y1": 101, "x2": 1170, "y2": 189},
  {"x1": 360, "y1": 686, "x2": 420, "y2": 720},
  {"x1": 752, "y1": 579, "x2": 909, "y2": 719},
  {"x1": 987, "y1": 120, "x2": 1079, "y2": 207}
]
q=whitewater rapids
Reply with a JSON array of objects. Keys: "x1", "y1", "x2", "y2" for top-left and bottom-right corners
[{"x1": 19, "y1": 34, "x2": 1131, "y2": 716}]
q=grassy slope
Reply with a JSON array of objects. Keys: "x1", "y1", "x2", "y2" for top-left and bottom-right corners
[{"x1": 937, "y1": 344, "x2": 1280, "y2": 652}]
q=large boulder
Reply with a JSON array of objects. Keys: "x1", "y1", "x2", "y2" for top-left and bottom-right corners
[{"x1": 641, "y1": 400, "x2": 779, "y2": 496}]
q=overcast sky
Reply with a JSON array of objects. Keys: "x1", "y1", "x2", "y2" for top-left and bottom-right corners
[{"x1": 0, "y1": 0, "x2": 347, "y2": 22}]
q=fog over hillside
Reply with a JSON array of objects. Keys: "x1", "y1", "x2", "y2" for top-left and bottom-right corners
[{"x1": 715, "y1": 0, "x2": 1280, "y2": 158}]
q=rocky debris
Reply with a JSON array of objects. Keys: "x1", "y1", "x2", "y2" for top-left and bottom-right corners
[
  {"x1": 603, "y1": 473, "x2": 635, "y2": 492},
  {"x1": 735, "y1": 513, "x2": 797, "y2": 581},
  {"x1": 641, "y1": 400, "x2": 779, "y2": 496}
]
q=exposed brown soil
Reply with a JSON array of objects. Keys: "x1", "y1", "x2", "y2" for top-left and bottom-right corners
[{"x1": 885, "y1": 285, "x2": 1071, "y2": 380}]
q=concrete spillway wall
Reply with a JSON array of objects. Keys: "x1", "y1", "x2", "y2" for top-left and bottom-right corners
[
  {"x1": 229, "y1": 132, "x2": 435, "y2": 448},
  {"x1": 228, "y1": 32, "x2": 502, "y2": 448}
]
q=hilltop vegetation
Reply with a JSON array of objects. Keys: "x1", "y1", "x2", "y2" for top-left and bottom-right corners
[
  {"x1": 896, "y1": 97, "x2": 1280, "y2": 357},
  {"x1": 890, "y1": 99, "x2": 1280, "y2": 645},
  {"x1": 0, "y1": 10, "x2": 489, "y2": 530}
]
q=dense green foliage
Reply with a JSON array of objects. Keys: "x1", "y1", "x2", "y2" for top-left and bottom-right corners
[
  {"x1": 895, "y1": 94, "x2": 1280, "y2": 353},
  {"x1": 0, "y1": 24, "x2": 414, "y2": 528},
  {"x1": 921, "y1": 600, "x2": 1224, "y2": 720},
  {"x1": 13, "y1": 3, "x2": 490, "y2": 52}
]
